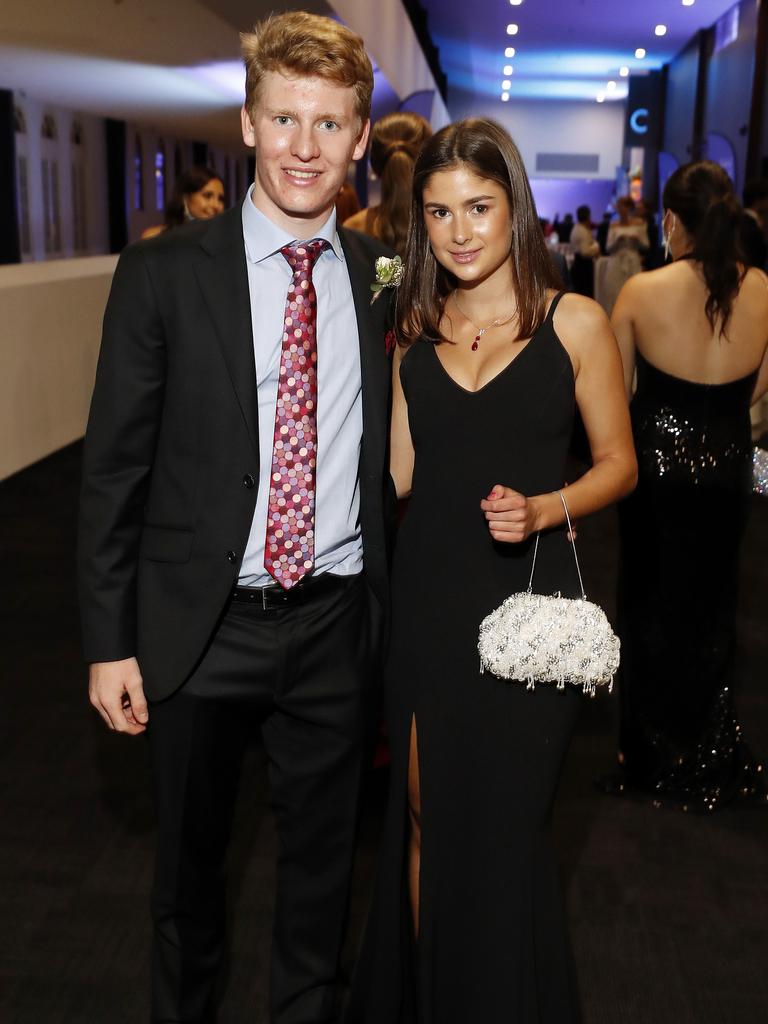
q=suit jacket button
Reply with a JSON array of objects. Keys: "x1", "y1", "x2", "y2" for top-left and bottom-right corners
[
  {"x1": 242, "y1": 473, "x2": 256, "y2": 489},
  {"x1": 227, "y1": 550, "x2": 238, "y2": 564}
]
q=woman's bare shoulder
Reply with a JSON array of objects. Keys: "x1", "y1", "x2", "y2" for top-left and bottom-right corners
[{"x1": 550, "y1": 292, "x2": 612, "y2": 351}]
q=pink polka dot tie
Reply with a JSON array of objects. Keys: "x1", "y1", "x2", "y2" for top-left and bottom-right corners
[{"x1": 264, "y1": 239, "x2": 329, "y2": 589}]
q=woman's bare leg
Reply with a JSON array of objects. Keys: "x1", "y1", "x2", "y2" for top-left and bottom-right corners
[{"x1": 407, "y1": 715, "x2": 421, "y2": 937}]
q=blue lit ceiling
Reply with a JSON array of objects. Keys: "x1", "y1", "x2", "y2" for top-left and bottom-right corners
[{"x1": 419, "y1": 0, "x2": 742, "y2": 106}]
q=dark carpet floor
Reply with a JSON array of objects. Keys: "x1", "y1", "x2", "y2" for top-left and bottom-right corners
[{"x1": 1, "y1": 442, "x2": 766, "y2": 1023}]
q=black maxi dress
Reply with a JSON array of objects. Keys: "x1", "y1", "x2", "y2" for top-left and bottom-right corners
[
  {"x1": 611, "y1": 351, "x2": 766, "y2": 811},
  {"x1": 349, "y1": 293, "x2": 583, "y2": 1023}
]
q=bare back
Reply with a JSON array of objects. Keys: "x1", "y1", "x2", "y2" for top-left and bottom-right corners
[{"x1": 614, "y1": 260, "x2": 768, "y2": 392}]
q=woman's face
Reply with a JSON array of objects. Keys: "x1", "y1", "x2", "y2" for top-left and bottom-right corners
[
  {"x1": 422, "y1": 164, "x2": 513, "y2": 287},
  {"x1": 186, "y1": 178, "x2": 225, "y2": 219},
  {"x1": 616, "y1": 199, "x2": 634, "y2": 224}
]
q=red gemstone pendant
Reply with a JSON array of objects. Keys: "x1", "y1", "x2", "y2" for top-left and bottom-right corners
[{"x1": 471, "y1": 334, "x2": 480, "y2": 351}]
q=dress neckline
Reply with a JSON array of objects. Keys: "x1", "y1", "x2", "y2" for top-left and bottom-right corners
[
  {"x1": 432, "y1": 291, "x2": 564, "y2": 396},
  {"x1": 636, "y1": 349, "x2": 759, "y2": 389}
]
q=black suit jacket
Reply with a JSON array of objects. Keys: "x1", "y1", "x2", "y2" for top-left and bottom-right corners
[{"x1": 78, "y1": 205, "x2": 396, "y2": 701}]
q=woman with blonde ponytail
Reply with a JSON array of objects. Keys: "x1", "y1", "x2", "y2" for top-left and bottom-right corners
[
  {"x1": 344, "y1": 111, "x2": 432, "y2": 256},
  {"x1": 606, "y1": 160, "x2": 768, "y2": 811}
]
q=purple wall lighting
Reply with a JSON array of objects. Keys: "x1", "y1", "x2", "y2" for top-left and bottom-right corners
[{"x1": 529, "y1": 178, "x2": 617, "y2": 222}]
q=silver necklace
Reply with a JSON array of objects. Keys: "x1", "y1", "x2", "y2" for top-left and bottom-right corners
[{"x1": 452, "y1": 293, "x2": 517, "y2": 351}]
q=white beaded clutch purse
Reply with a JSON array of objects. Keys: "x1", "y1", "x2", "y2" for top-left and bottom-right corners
[{"x1": 478, "y1": 492, "x2": 619, "y2": 696}]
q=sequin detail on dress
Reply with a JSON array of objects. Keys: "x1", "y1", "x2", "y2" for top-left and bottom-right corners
[
  {"x1": 604, "y1": 352, "x2": 767, "y2": 813},
  {"x1": 264, "y1": 239, "x2": 328, "y2": 590}
]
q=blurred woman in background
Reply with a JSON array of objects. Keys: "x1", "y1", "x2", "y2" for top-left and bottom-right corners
[
  {"x1": 607, "y1": 160, "x2": 768, "y2": 811},
  {"x1": 602, "y1": 195, "x2": 649, "y2": 314},
  {"x1": 570, "y1": 204, "x2": 600, "y2": 297},
  {"x1": 141, "y1": 166, "x2": 225, "y2": 239},
  {"x1": 344, "y1": 110, "x2": 432, "y2": 256}
]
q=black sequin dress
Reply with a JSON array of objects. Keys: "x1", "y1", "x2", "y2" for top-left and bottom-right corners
[{"x1": 611, "y1": 350, "x2": 766, "y2": 811}]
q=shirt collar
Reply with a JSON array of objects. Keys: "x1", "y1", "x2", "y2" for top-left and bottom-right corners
[{"x1": 241, "y1": 184, "x2": 344, "y2": 265}]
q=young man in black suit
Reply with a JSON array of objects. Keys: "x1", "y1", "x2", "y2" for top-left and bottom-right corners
[{"x1": 78, "y1": 12, "x2": 396, "y2": 1022}]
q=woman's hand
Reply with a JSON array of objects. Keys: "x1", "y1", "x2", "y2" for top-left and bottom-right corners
[{"x1": 480, "y1": 485, "x2": 540, "y2": 543}]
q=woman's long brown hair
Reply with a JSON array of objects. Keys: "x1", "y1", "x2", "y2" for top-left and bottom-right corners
[
  {"x1": 370, "y1": 111, "x2": 432, "y2": 257},
  {"x1": 396, "y1": 118, "x2": 560, "y2": 345},
  {"x1": 662, "y1": 160, "x2": 746, "y2": 336}
]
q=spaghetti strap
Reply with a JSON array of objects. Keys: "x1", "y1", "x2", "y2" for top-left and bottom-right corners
[{"x1": 545, "y1": 290, "x2": 566, "y2": 323}]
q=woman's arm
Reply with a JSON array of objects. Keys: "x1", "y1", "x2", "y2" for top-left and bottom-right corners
[
  {"x1": 610, "y1": 277, "x2": 639, "y2": 398},
  {"x1": 751, "y1": 343, "x2": 768, "y2": 405},
  {"x1": 389, "y1": 343, "x2": 415, "y2": 499},
  {"x1": 750, "y1": 270, "x2": 768, "y2": 405},
  {"x1": 481, "y1": 295, "x2": 637, "y2": 542}
]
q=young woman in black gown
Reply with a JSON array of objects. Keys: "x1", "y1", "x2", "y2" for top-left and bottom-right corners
[
  {"x1": 348, "y1": 119, "x2": 637, "y2": 1023},
  {"x1": 608, "y1": 161, "x2": 768, "y2": 811}
]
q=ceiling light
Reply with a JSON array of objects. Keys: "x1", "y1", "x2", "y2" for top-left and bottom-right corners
[
  {"x1": 503, "y1": 65, "x2": 514, "y2": 75},
  {"x1": 501, "y1": 92, "x2": 510, "y2": 102},
  {"x1": 655, "y1": 24, "x2": 667, "y2": 36},
  {"x1": 507, "y1": 24, "x2": 519, "y2": 35},
  {"x1": 619, "y1": 66, "x2": 629, "y2": 77},
  {"x1": 607, "y1": 80, "x2": 616, "y2": 91},
  {"x1": 509, "y1": 0, "x2": 523, "y2": 5},
  {"x1": 635, "y1": 47, "x2": 646, "y2": 59},
  {"x1": 596, "y1": 93, "x2": 606, "y2": 103},
  {"x1": 505, "y1": 47, "x2": 516, "y2": 58},
  {"x1": 682, "y1": 0, "x2": 695, "y2": 6},
  {"x1": 502, "y1": 79, "x2": 512, "y2": 89}
]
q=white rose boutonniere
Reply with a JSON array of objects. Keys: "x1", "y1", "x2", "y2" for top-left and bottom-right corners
[{"x1": 370, "y1": 255, "x2": 404, "y2": 305}]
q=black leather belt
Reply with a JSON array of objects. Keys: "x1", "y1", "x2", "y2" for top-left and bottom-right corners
[{"x1": 230, "y1": 573, "x2": 356, "y2": 610}]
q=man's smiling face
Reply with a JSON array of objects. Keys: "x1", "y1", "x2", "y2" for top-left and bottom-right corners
[{"x1": 242, "y1": 70, "x2": 369, "y2": 235}]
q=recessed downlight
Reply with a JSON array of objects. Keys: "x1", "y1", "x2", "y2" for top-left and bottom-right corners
[
  {"x1": 635, "y1": 47, "x2": 646, "y2": 59},
  {"x1": 655, "y1": 24, "x2": 667, "y2": 36},
  {"x1": 505, "y1": 46, "x2": 516, "y2": 58},
  {"x1": 507, "y1": 24, "x2": 519, "y2": 35},
  {"x1": 501, "y1": 92, "x2": 510, "y2": 102},
  {"x1": 619, "y1": 66, "x2": 629, "y2": 77}
]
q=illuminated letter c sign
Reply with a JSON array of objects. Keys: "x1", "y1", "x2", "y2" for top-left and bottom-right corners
[{"x1": 630, "y1": 108, "x2": 649, "y2": 135}]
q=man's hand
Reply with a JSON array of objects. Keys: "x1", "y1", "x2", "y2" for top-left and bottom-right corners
[
  {"x1": 89, "y1": 658, "x2": 148, "y2": 735},
  {"x1": 480, "y1": 485, "x2": 540, "y2": 544}
]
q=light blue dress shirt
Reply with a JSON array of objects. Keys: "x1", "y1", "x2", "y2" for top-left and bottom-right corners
[{"x1": 239, "y1": 187, "x2": 364, "y2": 587}]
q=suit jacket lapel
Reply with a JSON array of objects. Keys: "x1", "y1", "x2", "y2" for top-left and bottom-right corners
[
  {"x1": 193, "y1": 207, "x2": 259, "y2": 456},
  {"x1": 338, "y1": 228, "x2": 389, "y2": 476}
]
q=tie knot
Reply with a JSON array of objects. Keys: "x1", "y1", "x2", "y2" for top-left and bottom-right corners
[{"x1": 281, "y1": 239, "x2": 329, "y2": 274}]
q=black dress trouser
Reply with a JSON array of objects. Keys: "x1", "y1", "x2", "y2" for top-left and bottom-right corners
[{"x1": 147, "y1": 574, "x2": 375, "y2": 1024}]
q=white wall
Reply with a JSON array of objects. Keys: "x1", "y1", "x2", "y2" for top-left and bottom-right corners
[
  {"x1": 448, "y1": 95, "x2": 626, "y2": 182},
  {"x1": 0, "y1": 256, "x2": 117, "y2": 480},
  {"x1": 13, "y1": 93, "x2": 110, "y2": 261}
]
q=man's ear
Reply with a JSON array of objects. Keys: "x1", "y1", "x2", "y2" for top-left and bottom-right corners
[
  {"x1": 241, "y1": 106, "x2": 256, "y2": 148},
  {"x1": 352, "y1": 119, "x2": 371, "y2": 162}
]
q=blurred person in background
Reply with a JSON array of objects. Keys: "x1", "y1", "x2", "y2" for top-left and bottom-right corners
[
  {"x1": 606, "y1": 160, "x2": 768, "y2": 812},
  {"x1": 141, "y1": 166, "x2": 225, "y2": 239},
  {"x1": 602, "y1": 196, "x2": 649, "y2": 314},
  {"x1": 336, "y1": 179, "x2": 361, "y2": 224},
  {"x1": 344, "y1": 110, "x2": 432, "y2": 256},
  {"x1": 569, "y1": 204, "x2": 600, "y2": 297},
  {"x1": 740, "y1": 177, "x2": 768, "y2": 270},
  {"x1": 553, "y1": 211, "x2": 574, "y2": 243},
  {"x1": 635, "y1": 197, "x2": 662, "y2": 269}
]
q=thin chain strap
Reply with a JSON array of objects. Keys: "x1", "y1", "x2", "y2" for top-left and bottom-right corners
[{"x1": 527, "y1": 491, "x2": 587, "y2": 598}]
